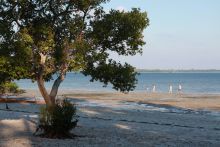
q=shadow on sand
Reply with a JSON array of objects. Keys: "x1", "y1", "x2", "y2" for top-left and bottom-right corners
[{"x1": 0, "y1": 95, "x2": 220, "y2": 146}]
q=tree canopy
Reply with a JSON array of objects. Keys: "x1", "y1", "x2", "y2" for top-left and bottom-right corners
[{"x1": 0, "y1": 0, "x2": 149, "y2": 105}]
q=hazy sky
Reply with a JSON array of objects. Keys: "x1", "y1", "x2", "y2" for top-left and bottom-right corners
[{"x1": 103, "y1": 0, "x2": 220, "y2": 69}]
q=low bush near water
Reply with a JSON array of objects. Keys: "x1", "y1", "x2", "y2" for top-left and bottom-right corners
[
  {"x1": 36, "y1": 99, "x2": 78, "y2": 138},
  {"x1": 0, "y1": 82, "x2": 19, "y2": 94}
]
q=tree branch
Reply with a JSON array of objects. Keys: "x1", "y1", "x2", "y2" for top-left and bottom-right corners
[
  {"x1": 37, "y1": 76, "x2": 51, "y2": 105},
  {"x1": 49, "y1": 75, "x2": 64, "y2": 99},
  {"x1": 49, "y1": 62, "x2": 67, "y2": 100}
]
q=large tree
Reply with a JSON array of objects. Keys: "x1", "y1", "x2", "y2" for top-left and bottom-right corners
[{"x1": 0, "y1": 0, "x2": 149, "y2": 106}]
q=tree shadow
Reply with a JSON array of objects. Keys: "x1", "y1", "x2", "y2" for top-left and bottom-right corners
[
  {"x1": 65, "y1": 95, "x2": 220, "y2": 146},
  {"x1": 0, "y1": 113, "x2": 36, "y2": 146}
]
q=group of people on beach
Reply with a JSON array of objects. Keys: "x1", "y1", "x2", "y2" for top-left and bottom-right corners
[
  {"x1": 168, "y1": 84, "x2": 182, "y2": 94},
  {"x1": 146, "y1": 84, "x2": 182, "y2": 94}
]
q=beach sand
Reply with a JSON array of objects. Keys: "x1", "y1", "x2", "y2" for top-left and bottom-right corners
[
  {"x1": 0, "y1": 89, "x2": 220, "y2": 146},
  {"x1": 21, "y1": 89, "x2": 220, "y2": 111}
]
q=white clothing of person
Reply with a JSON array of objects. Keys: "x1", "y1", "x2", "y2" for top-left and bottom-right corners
[
  {"x1": 178, "y1": 84, "x2": 182, "y2": 92},
  {"x1": 152, "y1": 85, "x2": 156, "y2": 93},
  {"x1": 169, "y1": 85, "x2": 173, "y2": 94}
]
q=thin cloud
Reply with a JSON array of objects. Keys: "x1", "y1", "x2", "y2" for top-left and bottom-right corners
[{"x1": 116, "y1": 6, "x2": 127, "y2": 12}]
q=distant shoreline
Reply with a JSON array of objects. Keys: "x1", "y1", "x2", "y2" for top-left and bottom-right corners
[
  {"x1": 68, "y1": 69, "x2": 220, "y2": 74},
  {"x1": 135, "y1": 69, "x2": 220, "y2": 73}
]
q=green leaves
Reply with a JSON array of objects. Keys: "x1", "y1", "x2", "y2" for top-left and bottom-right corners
[
  {"x1": 0, "y1": 81, "x2": 19, "y2": 94},
  {"x1": 38, "y1": 99, "x2": 78, "y2": 138},
  {"x1": 83, "y1": 59, "x2": 137, "y2": 92},
  {"x1": 72, "y1": 0, "x2": 110, "y2": 11},
  {"x1": 0, "y1": 0, "x2": 149, "y2": 93},
  {"x1": 89, "y1": 8, "x2": 149, "y2": 55},
  {"x1": 31, "y1": 21, "x2": 55, "y2": 53}
]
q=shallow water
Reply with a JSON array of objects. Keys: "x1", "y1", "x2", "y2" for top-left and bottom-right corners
[{"x1": 16, "y1": 72, "x2": 220, "y2": 94}]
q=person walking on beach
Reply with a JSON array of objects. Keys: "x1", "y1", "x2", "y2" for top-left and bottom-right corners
[
  {"x1": 146, "y1": 86, "x2": 150, "y2": 93},
  {"x1": 152, "y1": 85, "x2": 156, "y2": 93},
  {"x1": 144, "y1": 85, "x2": 149, "y2": 93},
  {"x1": 178, "y1": 84, "x2": 182, "y2": 93},
  {"x1": 169, "y1": 85, "x2": 173, "y2": 94},
  {"x1": 146, "y1": 87, "x2": 149, "y2": 92}
]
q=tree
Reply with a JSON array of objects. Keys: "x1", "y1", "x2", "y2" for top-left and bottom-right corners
[
  {"x1": 0, "y1": 0, "x2": 149, "y2": 106},
  {"x1": 0, "y1": 56, "x2": 20, "y2": 94}
]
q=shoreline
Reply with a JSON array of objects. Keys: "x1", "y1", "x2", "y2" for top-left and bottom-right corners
[
  {"x1": 4, "y1": 89, "x2": 219, "y2": 112},
  {"x1": 16, "y1": 87, "x2": 220, "y2": 95}
]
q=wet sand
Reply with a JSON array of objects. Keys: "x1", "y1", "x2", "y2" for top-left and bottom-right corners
[
  {"x1": 20, "y1": 89, "x2": 220, "y2": 111},
  {"x1": 63, "y1": 91, "x2": 220, "y2": 111},
  {"x1": 2, "y1": 89, "x2": 220, "y2": 111}
]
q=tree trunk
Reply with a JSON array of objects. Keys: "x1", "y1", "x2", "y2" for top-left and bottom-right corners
[
  {"x1": 37, "y1": 76, "x2": 64, "y2": 106},
  {"x1": 36, "y1": 53, "x2": 55, "y2": 106},
  {"x1": 36, "y1": 52, "x2": 66, "y2": 106},
  {"x1": 49, "y1": 75, "x2": 64, "y2": 104},
  {"x1": 37, "y1": 77, "x2": 54, "y2": 106}
]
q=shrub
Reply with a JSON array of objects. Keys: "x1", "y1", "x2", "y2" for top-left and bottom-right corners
[
  {"x1": 37, "y1": 99, "x2": 78, "y2": 138},
  {"x1": 0, "y1": 82, "x2": 19, "y2": 94}
]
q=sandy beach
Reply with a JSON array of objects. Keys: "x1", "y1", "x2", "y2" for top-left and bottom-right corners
[
  {"x1": 22, "y1": 89, "x2": 220, "y2": 111},
  {"x1": 0, "y1": 89, "x2": 220, "y2": 146}
]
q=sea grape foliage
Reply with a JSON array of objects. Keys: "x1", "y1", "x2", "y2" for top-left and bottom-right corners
[{"x1": 0, "y1": 0, "x2": 149, "y2": 105}]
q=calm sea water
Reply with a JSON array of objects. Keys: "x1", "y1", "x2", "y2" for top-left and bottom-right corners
[{"x1": 16, "y1": 72, "x2": 220, "y2": 94}]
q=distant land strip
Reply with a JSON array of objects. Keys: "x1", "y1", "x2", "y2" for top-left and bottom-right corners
[
  {"x1": 71, "y1": 69, "x2": 220, "y2": 74},
  {"x1": 135, "y1": 69, "x2": 220, "y2": 73}
]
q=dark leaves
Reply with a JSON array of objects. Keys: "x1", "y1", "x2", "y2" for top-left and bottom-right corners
[
  {"x1": 82, "y1": 59, "x2": 138, "y2": 93},
  {"x1": 0, "y1": 0, "x2": 149, "y2": 93}
]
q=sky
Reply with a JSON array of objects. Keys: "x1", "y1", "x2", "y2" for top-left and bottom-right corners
[{"x1": 103, "y1": 0, "x2": 220, "y2": 69}]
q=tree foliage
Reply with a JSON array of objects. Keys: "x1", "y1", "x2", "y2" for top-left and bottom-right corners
[
  {"x1": 0, "y1": 81, "x2": 19, "y2": 94},
  {"x1": 0, "y1": 0, "x2": 149, "y2": 105}
]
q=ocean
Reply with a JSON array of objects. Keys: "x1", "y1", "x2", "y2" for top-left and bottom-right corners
[{"x1": 16, "y1": 72, "x2": 220, "y2": 94}]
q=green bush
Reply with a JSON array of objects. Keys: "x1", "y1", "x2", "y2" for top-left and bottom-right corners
[
  {"x1": 0, "y1": 82, "x2": 19, "y2": 94},
  {"x1": 37, "y1": 99, "x2": 78, "y2": 138}
]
